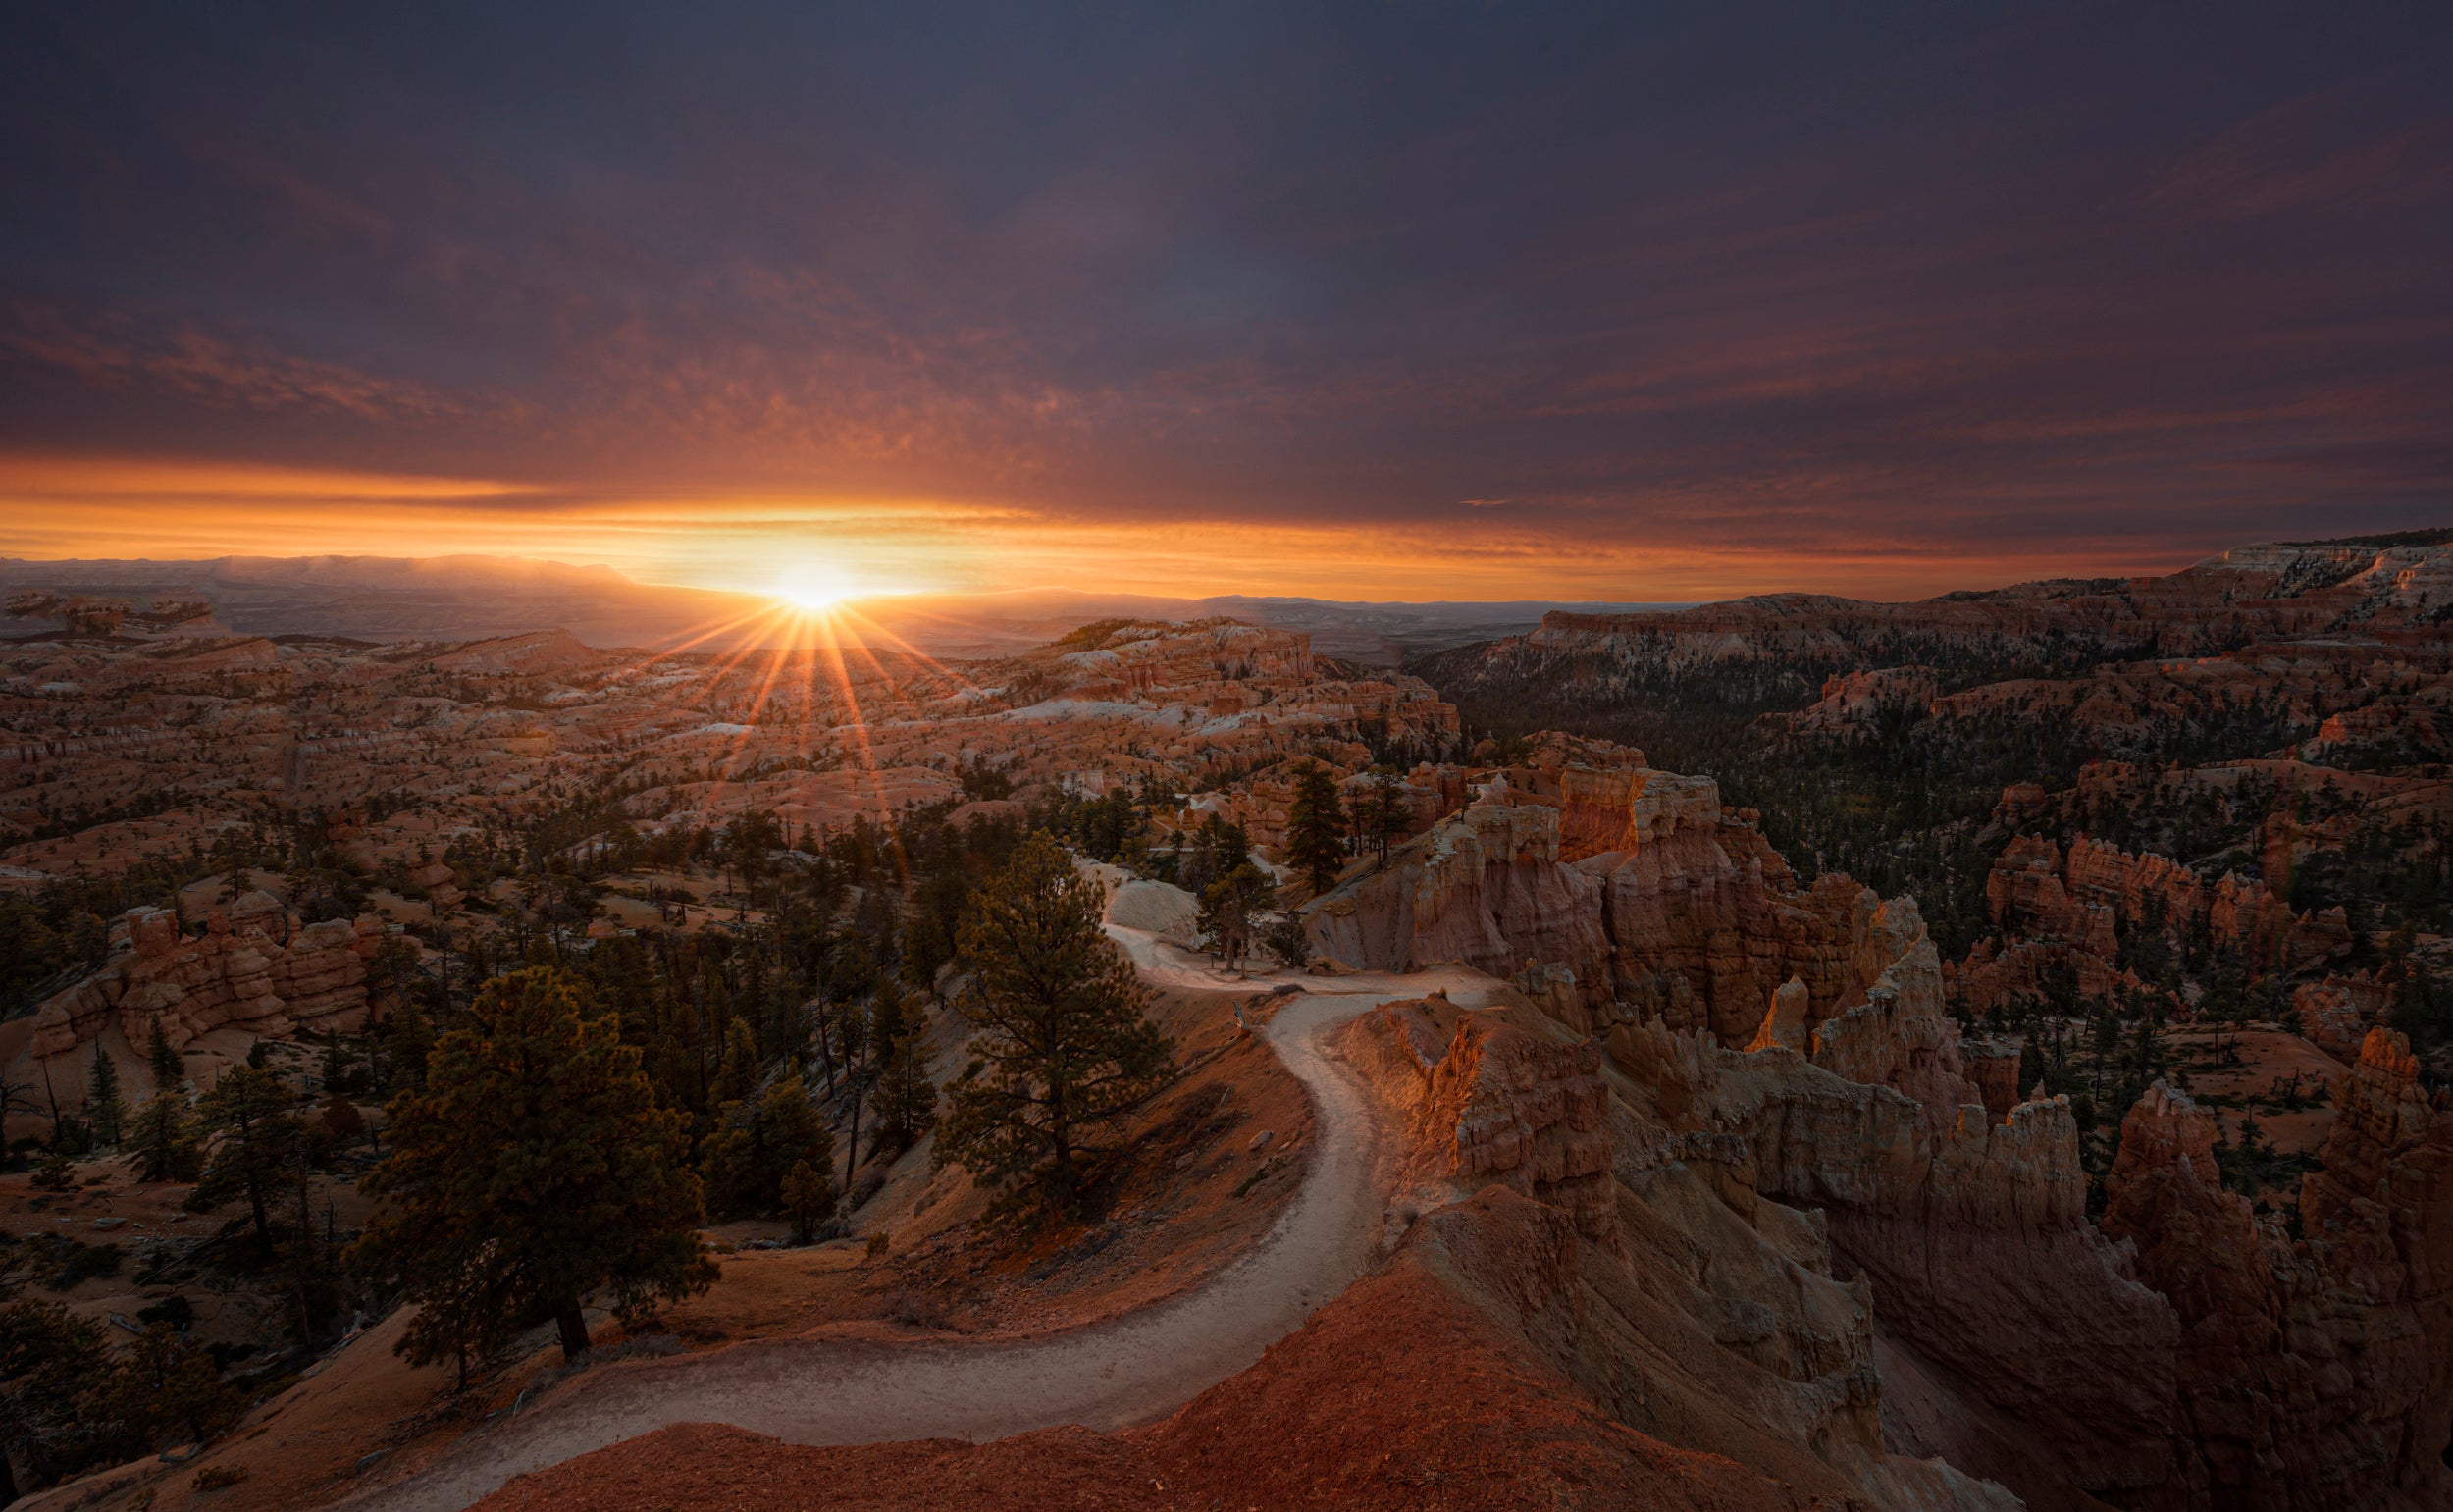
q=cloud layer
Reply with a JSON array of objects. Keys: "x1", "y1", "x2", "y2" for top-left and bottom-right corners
[{"x1": 3, "y1": 2, "x2": 2448, "y2": 599}]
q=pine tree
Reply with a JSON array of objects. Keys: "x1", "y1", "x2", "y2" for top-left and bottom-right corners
[
  {"x1": 780, "y1": 1158, "x2": 836, "y2": 1244},
  {"x1": 83, "y1": 1041, "x2": 125, "y2": 1148},
  {"x1": 129, "y1": 1090, "x2": 199, "y2": 1183},
  {"x1": 352, "y1": 966, "x2": 716, "y2": 1364},
  {"x1": 841, "y1": 981, "x2": 912, "y2": 1189},
  {"x1": 872, "y1": 1024, "x2": 937, "y2": 1154},
  {"x1": 1282, "y1": 761, "x2": 1348, "y2": 895},
  {"x1": 704, "y1": 1072, "x2": 833, "y2": 1218},
  {"x1": 188, "y1": 1065, "x2": 303, "y2": 1237},
  {"x1": 1198, "y1": 863, "x2": 1276, "y2": 970},
  {"x1": 145, "y1": 1017, "x2": 183, "y2": 1094},
  {"x1": 712, "y1": 1016, "x2": 761, "y2": 1107},
  {"x1": 0, "y1": 1293, "x2": 114, "y2": 1497},
  {"x1": 382, "y1": 994, "x2": 436, "y2": 1092},
  {"x1": 95, "y1": 1323, "x2": 242, "y2": 1451},
  {"x1": 318, "y1": 1032, "x2": 353, "y2": 1096},
  {"x1": 1365, "y1": 766, "x2": 1412, "y2": 860},
  {"x1": 936, "y1": 833, "x2": 1173, "y2": 1214}
]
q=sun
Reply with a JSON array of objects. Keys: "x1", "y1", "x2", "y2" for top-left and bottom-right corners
[{"x1": 774, "y1": 563, "x2": 858, "y2": 614}]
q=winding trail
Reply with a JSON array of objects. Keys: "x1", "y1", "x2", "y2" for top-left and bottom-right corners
[{"x1": 339, "y1": 938, "x2": 1448, "y2": 1512}]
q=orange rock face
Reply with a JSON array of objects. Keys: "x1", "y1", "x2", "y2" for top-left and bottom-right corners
[
  {"x1": 26, "y1": 906, "x2": 383, "y2": 1059},
  {"x1": 1355, "y1": 1007, "x2": 1614, "y2": 1238}
]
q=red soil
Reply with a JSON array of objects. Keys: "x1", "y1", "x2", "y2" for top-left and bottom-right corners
[{"x1": 476, "y1": 1250, "x2": 1801, "y2": 1512}]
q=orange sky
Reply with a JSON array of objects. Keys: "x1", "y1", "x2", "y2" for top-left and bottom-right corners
[
  {"x1": 5, "y1": 8, "x2": 2446, "y2": 608},
  {"x1": 0, "y1": 453, "x2": 2221, "y2": 606}
]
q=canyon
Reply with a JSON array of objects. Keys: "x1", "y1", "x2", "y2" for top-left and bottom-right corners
[{"x1": 4, "y1": 532, "x2": 2451, "y2": 1512}]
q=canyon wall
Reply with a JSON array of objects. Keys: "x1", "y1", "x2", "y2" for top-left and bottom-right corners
[
  {"x1": 1339, "y1": 1000, "x2": 2020, "y2": 1511},
  {"x1": 1310, "y1": 769, "x2": 1949, "y2": 1049},
  {"x1": 1311, "y1": 750, "x2": 2452, "y2": 1508}
]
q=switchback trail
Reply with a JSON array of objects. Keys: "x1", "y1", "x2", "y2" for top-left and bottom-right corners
[{"x1": 338, "y1": 954, "x2": 1427, "y2": 1512}]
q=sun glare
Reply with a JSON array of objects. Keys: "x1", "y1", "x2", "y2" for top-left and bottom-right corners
[{"x1": 775, "y1": 563, "x2": 858, "y2": 614}]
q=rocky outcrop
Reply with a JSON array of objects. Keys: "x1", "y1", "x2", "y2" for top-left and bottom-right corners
[
  {"x1": 1314, "y1": 759, "x2": 2006, "y2": 1057},
  {"x1": 1343, "y1": 1004, "x2": 1613, "y2": 1238},
  {"x1": 1428, "y1": 1017, "x2": 1614, "y2": 1239},
  {"x1": 1565, "y1": 768, "x2": 1954, "y2": 1048},
  {"x1": 25, "y1": 906, "x2": 386, "y2": 1058},
  {"x1": 1743, "y1": 976, "x2": 1810, "y2": 1053},
  {"x1": 2101, "y1": 1042, "x2": 2453, "y2": 1510},
  {"x1": 1957, "y1": 1038, "x2": 2022, "y2": 1122},
  {"x1": 1305, "y1": 800, "x2": 1611, "y2": 1001},
  {"x1": 407, "y1": 858, "x2": 465, "y2": 911},
  {"x1": 1955, "y1": 833, "x2": 2351, "y2": 1016},
  {"x1": 2293, "y1": 973, "x2": 2395, "y2": 1065},
  {"x1": 1778, "y1": 666, "x2": 1942, "y2": 740},
  {"x1": 1341, "y1": 1003, "x2": 2021, "y2": 1510},
  {"x1": 1607, "y1": 1009, "x2": 2186, "y2": 1504}
]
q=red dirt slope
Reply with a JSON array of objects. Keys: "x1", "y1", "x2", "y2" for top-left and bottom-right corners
[{"x1": 477, "y1": 1225, "x2": 1803, "y2": 1512}]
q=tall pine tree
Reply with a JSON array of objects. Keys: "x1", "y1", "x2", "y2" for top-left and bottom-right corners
[
  {"x1": 936, "y1": 833, "x2": 1173, "y2": 1214},
  {"x1": 1198, "y1": 863, "x2": 1277, "y2": 970},
  {"x1": 145, "y1": 1017, "x2": 183, "y2": 1094},
  {"x1": 1282, "y1": 761, "x2": 1348, "y2": 895},
  {"x1": 705, "y1": 1072, "x2": 833, "y2": 1219},
  {"x1": 83, "y1": 1041, "x2": 124, "y2": 1148},
  {"x1": 871, "y1": 1020, "x2": 938, "y2": 1155},
  {"x1": 188, "y1": 1065, "x2": 300, "y2": 1235},
  {"x1": 129, "y1": 1088, "x2": 198, "y2": 1184}
]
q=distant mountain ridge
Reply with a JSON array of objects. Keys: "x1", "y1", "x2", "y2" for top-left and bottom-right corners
[
  {"x1": 0, "y1": 553, "x2": 1685, "y2": 665},
  {"x1": 1451, "y1": 531, "x2": 2453, "y2": 685}
]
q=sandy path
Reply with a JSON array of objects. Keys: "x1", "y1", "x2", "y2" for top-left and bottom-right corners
[{"x1": 338, "y1": 946, "x2": 1431, "y2": 1512}]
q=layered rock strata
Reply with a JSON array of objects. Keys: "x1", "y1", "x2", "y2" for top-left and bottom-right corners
[
  {"x1": 1340, "y1": 1002, "x2": 2020, "y2": 1511},
  {"x1": 1346, "y1": 1005, "x2": 1613, "y2": 1237},
  {"x1": 26, "y1": 905, "x2": 385, "y2": 1058},
  {"x1": 1310, "y1": 766, "x2": 1955, "y2": 1049}
]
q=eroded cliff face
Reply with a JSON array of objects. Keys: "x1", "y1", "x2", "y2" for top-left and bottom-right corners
[
  {"x1": 26, "y1": 903, "x2": 383, "y2": 1057},
  {"x1": 1313, "y1": 763, "x2": 2452, "y2": 1509},
  {"x1": 1337, "y1": 1001, "x2": 2020, "y2": 1512},
  {"x1": 2101, "y1": 1039, "x2": 2453, "y2": 1511},
  {"x1": 1304, "y1": 800, "x2": 1611, "y2": 995},
  {"x1": 1311, "y1": 767, "x2": 1949, "y2": 1049},
  {"x1": 1607, "y1": 1002, "x2": 2186, "y2": 1505}
]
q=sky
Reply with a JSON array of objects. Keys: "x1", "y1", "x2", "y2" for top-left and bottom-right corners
[{"x1": 2, "y1": 1, "x2": 2449, "y2": 604}]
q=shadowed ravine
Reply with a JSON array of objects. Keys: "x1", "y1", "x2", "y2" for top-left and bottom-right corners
[{"x1": 332, "y1": 948, "x2": 1414, "y2": 1512}]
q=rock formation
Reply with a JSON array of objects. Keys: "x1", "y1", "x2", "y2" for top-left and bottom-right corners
[
  {"x1": 1340, "y1": 999, "x2": 2020, "y2": 1510},
  {"x1": 2101, "y1": 1038, "x2": 2453, "y2": 1509},
  {"x1": 1604, "y1": 965, "x2": 2187, "y2": 1505},
  {"x1": 1304, "y1": 799, "x2": 1610, "y2": 999},
  {"x1": 26, "y1": 905, "x2": 385, "y2": 1058},
  {"x1": 1347, "y1": 1005, "x2": 1614, "y2": 1237},
  {"x1": 1952, "y1": 833, "x2": 2351, "y2": 1016},
  {"x1": 2293, "y1": 973, "x2": 2396, "y2": 1065},
  {"x1": 1743, "y1": 976, "x2": 1810, "y2": 1053}
]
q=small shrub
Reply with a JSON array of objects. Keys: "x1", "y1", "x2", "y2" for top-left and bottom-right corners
[{"x1": 193, "y1": 1464, "x2": 250, "y2": 1491}]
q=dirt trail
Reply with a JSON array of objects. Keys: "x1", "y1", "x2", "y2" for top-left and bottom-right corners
[{"x1": 338, "y1": 942, "x2": 1450, "y2": 1512}]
